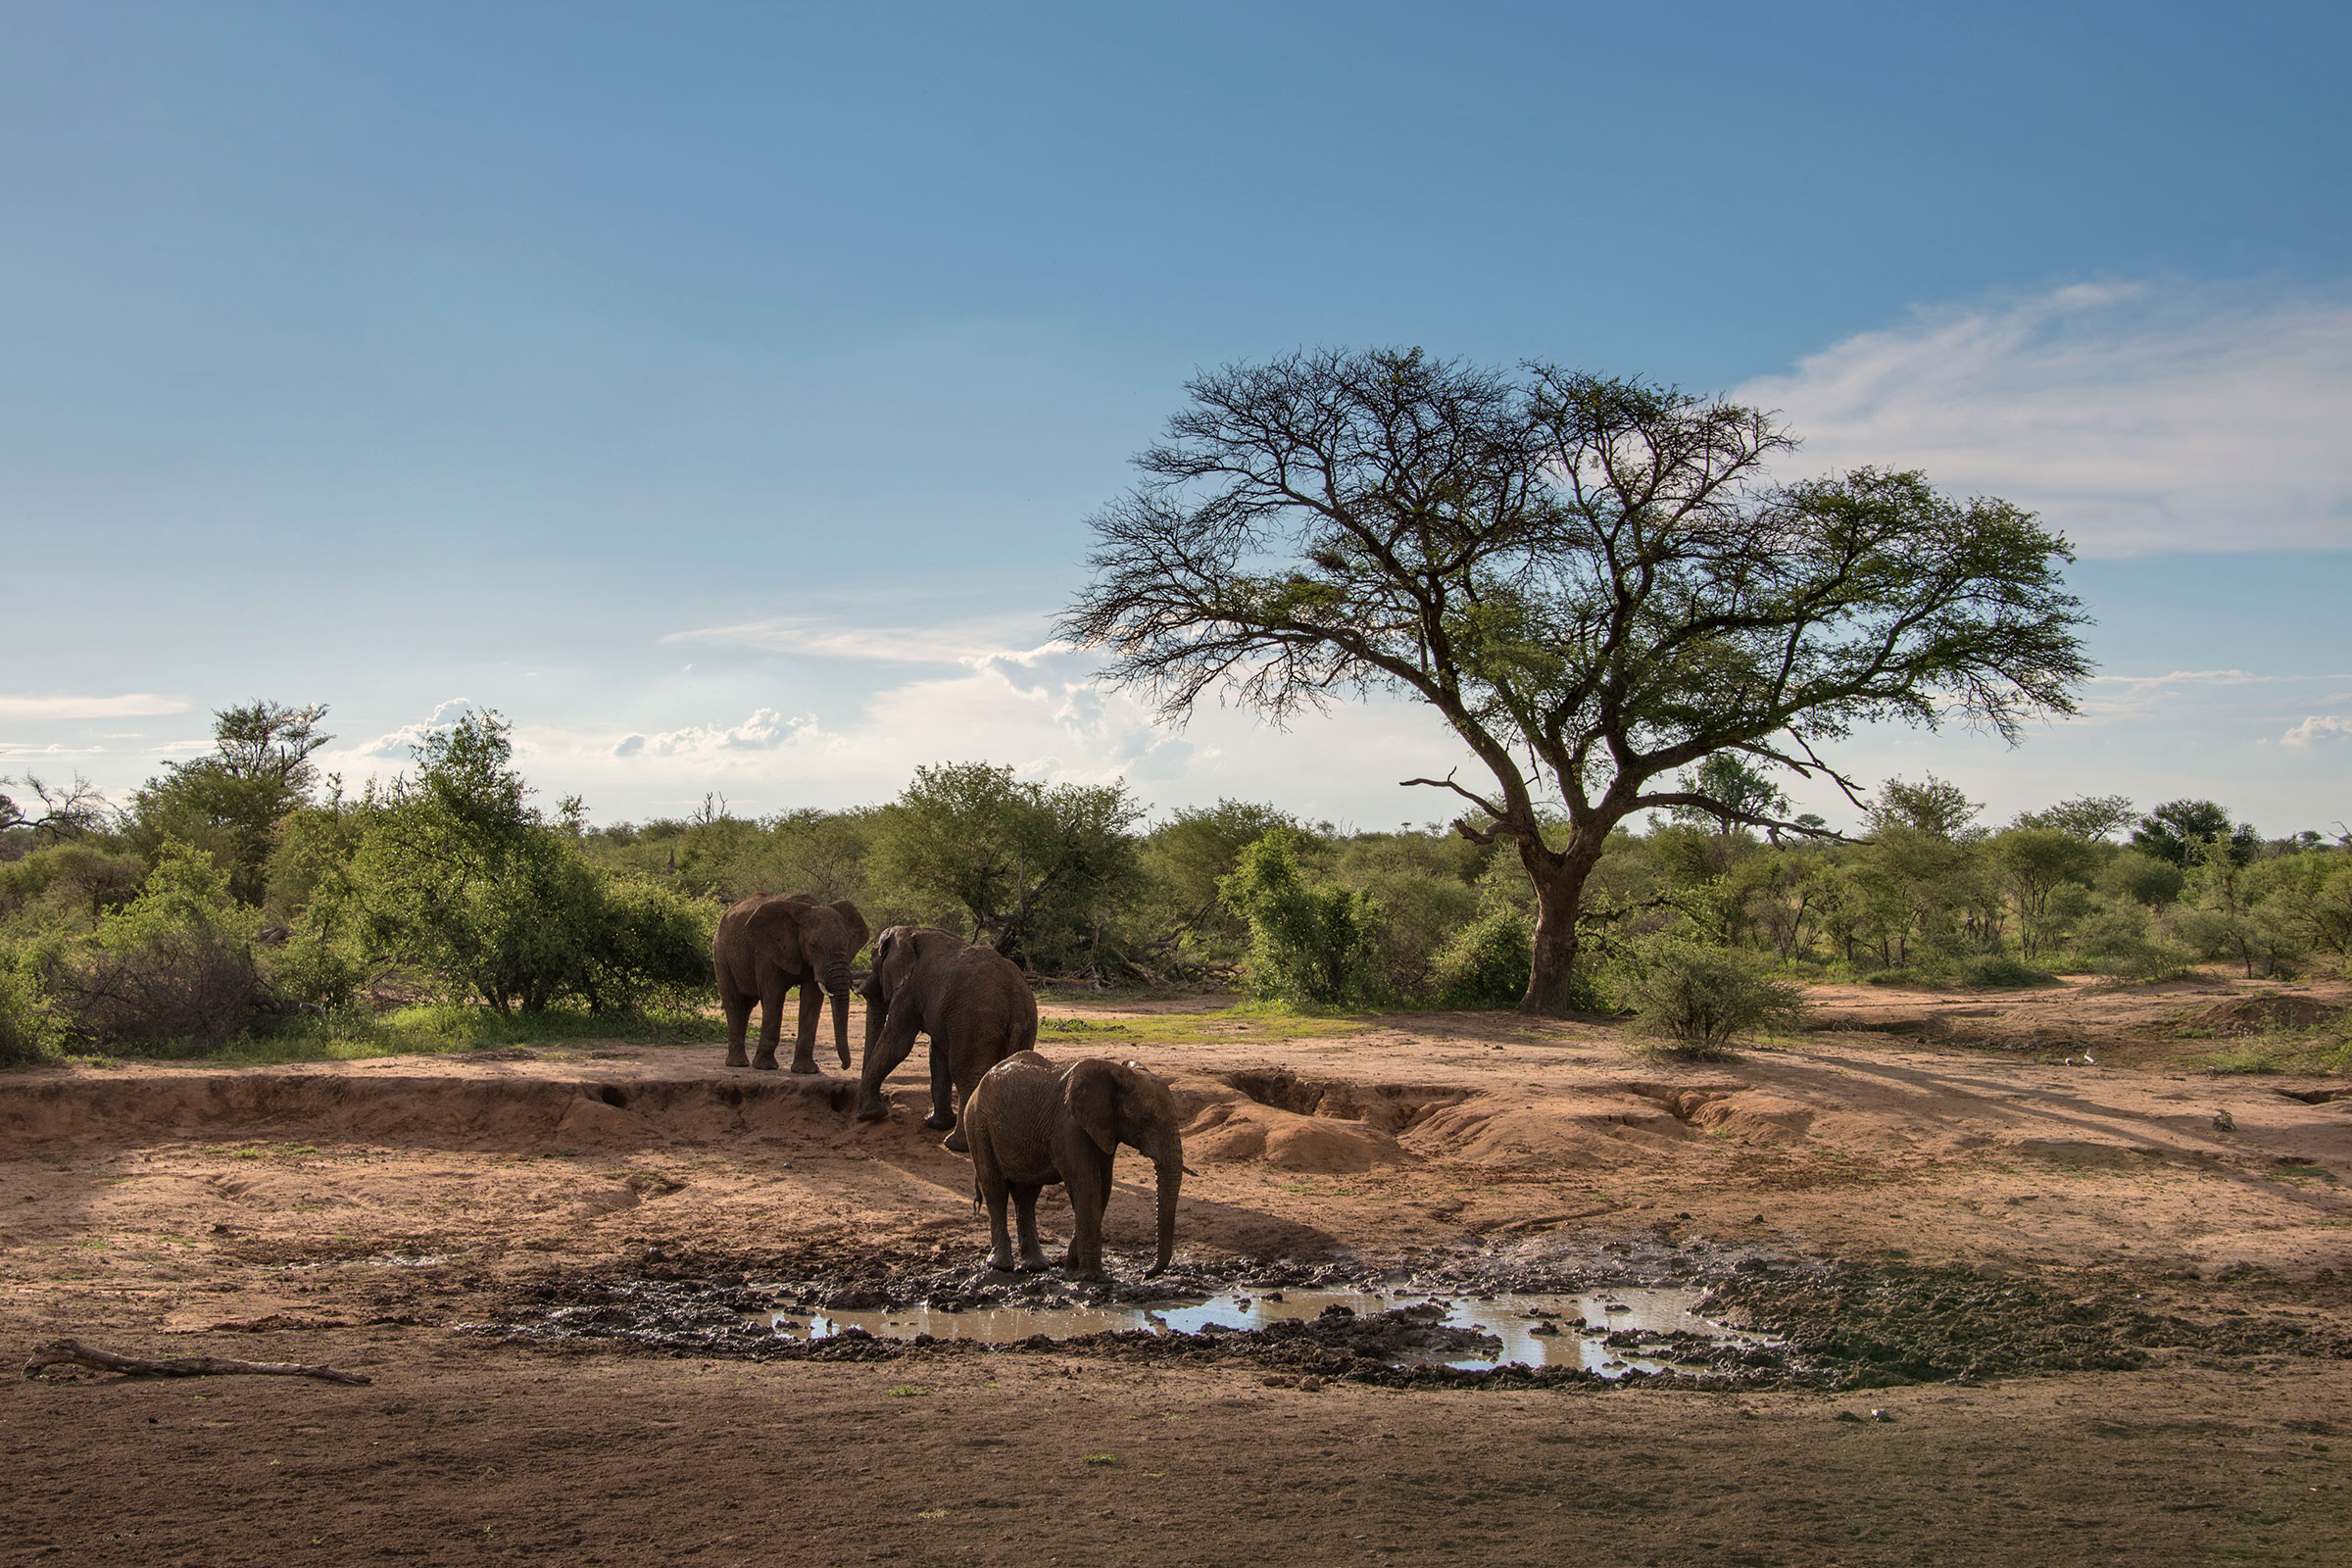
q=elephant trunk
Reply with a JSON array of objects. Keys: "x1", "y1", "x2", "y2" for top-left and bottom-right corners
[
  {"x1": 1148, "y1": 1136, "x2": 1184, "y2": 1277},
  {"x1": 824, "y1": 956, "x2": 854, "y2": 1068}
]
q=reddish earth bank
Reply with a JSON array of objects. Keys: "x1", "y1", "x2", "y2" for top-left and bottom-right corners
[{"x1": 6, "y1": 974, "x2": 2351, "y2": 1564}]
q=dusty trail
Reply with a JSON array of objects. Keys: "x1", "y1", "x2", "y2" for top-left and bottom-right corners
[{"x1": 5, "y1": 972, "x2": 2351, "y2": 1563}]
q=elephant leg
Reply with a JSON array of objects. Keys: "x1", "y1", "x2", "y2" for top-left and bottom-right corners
[
  {"x1": 982, "y1": 1175, "x2": 1015, "y2": 1272},
  {"x1": 1012, "y1": 1185, "x2": 1052, "y2": 1273},
  {"x1": 789, "y1": 980, "x2": 824, "y2": 1075},
  {"x1": 924, "y1": 1035, "x2": 957, "y2": 1134},
  {"x1": 721, "y1": 990, "x2": 755, "y2": 1070},
  {"x1": 854, "y1": 1014, "x2": 921, "y2": 1121},
  {"x1": 752, "y1": 983, "x2": 787, "y2": 1071},
  {"x1": 1060, "y1": 1148, "x2": 1113, "y2": 1278}
]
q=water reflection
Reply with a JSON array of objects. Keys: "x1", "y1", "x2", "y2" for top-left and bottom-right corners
[{"x1": 765, "y1": 1287, "x2": 1768, "y2": 1377}]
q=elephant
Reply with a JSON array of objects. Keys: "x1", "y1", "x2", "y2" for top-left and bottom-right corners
[
  {"x1": 853, "y1": 924, "x2": 1037, "y2": 1152},
  {"x1": 960, "y1": 1051, "x2": 1185, "y2": 1279},
  {"x1": 711, "y1": 894, "x2": 870, "y2": 1074}
]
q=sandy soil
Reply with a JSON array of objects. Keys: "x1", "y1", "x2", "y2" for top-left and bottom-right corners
[{"x1": 6, "y1": 971, "x2": 2351, "y2": 1564}]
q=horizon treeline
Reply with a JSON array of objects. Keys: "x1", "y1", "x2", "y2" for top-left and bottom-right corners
[{"x1": 4, "y1": 700, "x2": 2349, "y2": 1063}]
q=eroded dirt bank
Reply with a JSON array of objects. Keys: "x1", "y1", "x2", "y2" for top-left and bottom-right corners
[{"x1": 6, "y1": 975, "x2": 2351, "y2": 1564}]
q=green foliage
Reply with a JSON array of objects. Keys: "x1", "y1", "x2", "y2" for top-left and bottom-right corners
[
  {"x1": 2132, "y1": 799, "x2": 2259, "y2": 867},
  {"x1": 1430, "y1": 906, "x2": 1534, "y2": 1008},
  {"x1": 43, "y1": 839, "x2": 268, "y2": 1046},
  {"x1": 2014, "y1": 794, "x2": 2135, "y2": 842},
  {"x1": 350, "y1": 710, "x2": 710, "y2": 1014},
  {"x1": 2072, "y1": 903, "x2": 2198, "y2": 982},
  {"x1": 123, "y1": 701, "x2": 332, "y2": 905},
  {"x1": 1990, "y1": 826, "x2": 2100, "y2": 959},
  {"x1": 1218, "y1": 828, "x2": 1380, "y2": 1006},
  {"x1": 0, "y1": 843, "x2": 146, "y2": 935},
  {"x1": 1606, "y1": 936, "x2": 1806, "y2": 1054},
  {"x1": 2101, "y1": 849, "x2": 2185, "y2": 908},
  {"x1": 1667, "y1": 754, "x2": 1790, "y2": 835},
  {"x1": 871, "y1": 761, "x2": 1144, "y2": 973},
  {"x1": 0, "y1": 950, "x2": 62, "y2": 1066},
  {"x1": 1952, "y1": 953, "x2": 2061, "y2": 988}
]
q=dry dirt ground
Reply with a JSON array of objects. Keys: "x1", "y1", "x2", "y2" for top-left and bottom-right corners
[{"x1": 6, "y1": 972, "x2": 2352, "y2": 1565}]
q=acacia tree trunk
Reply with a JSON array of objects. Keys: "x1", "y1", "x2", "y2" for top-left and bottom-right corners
[{"x1": 1518, "y1": 838, "x2": 1601, "y2": 1016}]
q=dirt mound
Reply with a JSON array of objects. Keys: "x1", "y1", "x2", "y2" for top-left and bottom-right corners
[
  {"x1": 1184, "y1": 1101, "x2": 1410, "y2": 1172},
  {"x1": 2184, "y1": 995, "x2": 2345, "y2": 1036}
]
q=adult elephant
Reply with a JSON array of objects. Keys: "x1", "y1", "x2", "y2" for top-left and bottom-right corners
[
  {"x1": 961, "y1": 1052, "x2": 1185, "y2": 1279},
  {"x1": 712, "y1": 894, "x2": 870, "y2": 1074},
  {"x1": 854, "y1": 924, "x2": 1036, "y2": 1151}
]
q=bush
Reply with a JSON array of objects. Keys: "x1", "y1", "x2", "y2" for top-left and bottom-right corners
[
  {"x1": 1607, "y1": 936, "x2": 1806, "y2": 1054},
  {"x1": 1953, "y1": 953, "x2": 2062, "y2": 988},
  {"x1": 1218, "y1": 828, "x2": 1380, "y2": 1006},
  {"x1": 0, "y1": 952, "x2": 61, "y2": 1065},
  {"x1": 1430, "y1": 906, "x2": 1533, "y2": 1008},
  {"x1": 579, "y1": 872, "x2": 717, "y2": 1013},
  {"x1": 2073, "y1": 903, "x2": 2197, "y2": 981},
  {"x1": 44, "y1": 840, "x2": 268, "y2": 1047}
]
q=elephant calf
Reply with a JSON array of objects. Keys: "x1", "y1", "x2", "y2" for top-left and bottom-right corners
[
  {"x1": 854, "y1": 925, "x2": 1037, "y2": 1151},
  {"x1": 960, "y1": 1051, "x2": 1185, "y2": 1279}
]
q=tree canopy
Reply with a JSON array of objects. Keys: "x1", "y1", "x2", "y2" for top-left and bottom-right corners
[{"x1": 1060, "y1": 347, "x2": 2091, "y2": 1011}]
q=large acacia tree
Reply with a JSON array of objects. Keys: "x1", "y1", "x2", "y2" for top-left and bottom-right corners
[{"x1": 1058, "y1": 349, "x2": 2090, "y2": 1013}]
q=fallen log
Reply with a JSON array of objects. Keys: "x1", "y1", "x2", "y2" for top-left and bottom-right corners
[{"x1": 24, "y1": 1337, "x2": 371, "y2": 1386}]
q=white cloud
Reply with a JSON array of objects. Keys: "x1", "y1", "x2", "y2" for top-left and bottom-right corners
[
  {"x1": 1737, "y1": 282, "x2": 2352, "y2": 555},
  {"x1": 2282, "y1": 714, "x2": 2352, "y2": 747},
  {"x1": 340, "y1": 698, "x2": 479, "y2": 761},
  {"x1": 0, "y1": 693, "x2": 189, "y2": 719},
  {"x1": 614, "y1": 708, "x2": 806, "y2": 758}
]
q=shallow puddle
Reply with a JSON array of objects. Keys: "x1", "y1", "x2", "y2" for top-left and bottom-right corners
[{"x1": 767, "y1": 1287, "x2": 1768, "y2": 1377}]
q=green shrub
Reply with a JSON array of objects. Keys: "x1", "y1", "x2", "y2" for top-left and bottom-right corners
[
  {"x1": 1607, "y1": 936, "x2": 1806, "y2": 1054},
  {"x1": 0, "y1": 951, "x2": 62, "y2": 1066},
  {"x1": 45, "y1": 840, "x2": 268, "y2": 1047},
  {"x1": 1430, "y1": 906, "x2": 1533, "y2": 1008},
  {"x1": 2073, "y1": 903, "x2": 2197, "y2": 981},
  {"x1": 1218, "y1": 828, "x2": 1380, "y2": 1006},
  {"x1": 1953, "y1": 953, "x2": 2062, "y2": 988}
]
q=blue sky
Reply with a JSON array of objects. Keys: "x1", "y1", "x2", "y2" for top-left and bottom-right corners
[{"x1": 3, "y1": 2, "x2": 2347, "y2": 835}]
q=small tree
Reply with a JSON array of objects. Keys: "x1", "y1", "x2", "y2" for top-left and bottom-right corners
[
  {"x1": 1218, "y1": 827, "x2": 1381, "y2": 1005},
  {"x1": 873, "y1": 761, "x2": 1144, "y2": 971},
  {"x1": 353, "y1": 710, "x2": 594, "y2": 1012},
  {"x1": 1061, "y1": 350, "x2": 2088, "y2": 1013},
  {"x1": 1669, "y1": 754, "x2": 1790, "y2": 839},
  {"x1": 2132, "y1": 800, "x2": 2260, "y2": 867},
  {"x1": 126, "y1": 702, "x2": 332, "y2": 904}
]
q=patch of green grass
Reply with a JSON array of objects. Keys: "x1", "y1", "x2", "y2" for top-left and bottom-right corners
[
  {"x1": 888, "y1": 1385, "x2": 931, "y2": 1398},
  {"x1": 69, "y1": 1003, "x2": 725, "y2": 1068},
  {"x1": 1036, "y1": 1002, "x2": 1369, "y2": 1048},
  {"x1": 2198, "y1": 1031, "x2": 2352, "y2": 1076},
  {"x1": 2271, "y1": 1161, "x2": 2337, "y2": 1185},
  {"x1": 1082, "y1": 1453, "x2": 1116, "y2": 1466}
]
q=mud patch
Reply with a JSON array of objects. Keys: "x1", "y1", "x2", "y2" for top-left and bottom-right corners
[{"x1": 464, "y1": 1243, "x2": 2352, "y2": 1391}]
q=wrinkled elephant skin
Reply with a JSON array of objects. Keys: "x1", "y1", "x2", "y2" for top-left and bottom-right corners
[
  {"x1": 855, "y1": 925, "x2": 1037, "y2": 1151},
  {"x1": 961, "y1": 1051, "x2": 1186, "y2": 1279},
  {"x1": 712, "y1": 894, "x2": 869, "y2": 1074}
]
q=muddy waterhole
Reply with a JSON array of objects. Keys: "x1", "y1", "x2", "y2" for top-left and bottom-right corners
[{"x1": 771, "y1": 1286, "x2": 1763, "y2": 1375}]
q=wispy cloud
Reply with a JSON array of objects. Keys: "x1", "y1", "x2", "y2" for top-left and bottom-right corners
[
  {"x1": 659, "y1": 614, "x2": 1042, "y2": 665},
  {"x1": 0, "y1": 694, "x2": 190, "y2": 719},
  {"x1": 1738, "y1": 282, "x2": 2352, "y2": 555}
]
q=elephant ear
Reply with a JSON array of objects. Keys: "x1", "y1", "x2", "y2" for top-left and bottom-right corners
[
  {"x1": 830, "y1": 901, "x2": 871, "y2": 959},
  {"x1": 1062, "y1": 1059, "x2": 1122, "y2": 1158},
  {"x1": 744, "y1": 898, "x2": 810, "y2": 970}
]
